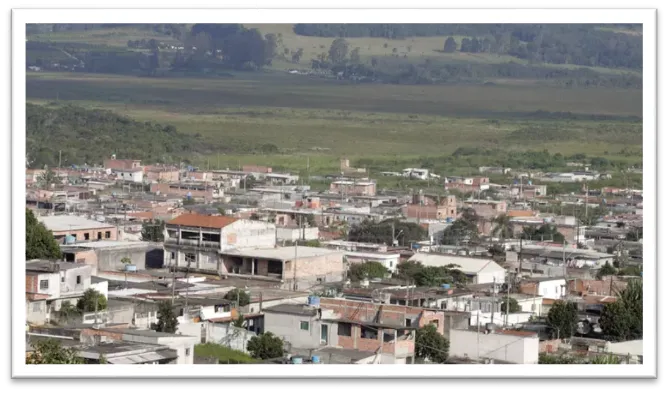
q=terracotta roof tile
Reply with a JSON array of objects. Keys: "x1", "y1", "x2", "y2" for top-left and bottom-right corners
[
  {"x1": 167, "y1": 213, "x2": 238, "y2": 229},
  {"x1": 507, "y1": 210, "x2": 536, "y2": 218}
]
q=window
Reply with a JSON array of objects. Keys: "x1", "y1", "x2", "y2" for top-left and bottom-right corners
[
  {"x1": 39, "y1": 280, "x2": 49, "y2": 290},
  {"x1": 360, "y1": 326, "x2": 378, "y2": 340},
  {"x1": 300, "y1": 321, "x2": 310, "y2": 331},
  {"x1": 338, "y1": 322, "x2": 352, "y2": 337},
  {"x1": 389, "y1": 261, "x2": 393, "y2": 268},
  {"x1": 171, "y1": 252, "x2": 175, "y2": 260},
  {"x1": 105, "y1": 231, "x2": 111, "y2": 239},
  {"x1": 97, "y1": 232, "x2": 102, "y2": 240},
  {"x1": 61, "y1": 276, "x2": 65, "y2": 283},
  {"x1": 84, "y1": 233, "x2": 90, "y2": 240},
  {"x1": 76, "y1": 276, "x2": 81, "y2": 285},
  {"x1": 185, "y1": 253, "x2": 196, "y2": 264},
  {"x1": 405, "y1": 318, "x2": 412, "y2": 327},
  {"x1": 383, "y1": 331, "x2": 395, "y2": 342},
  {"x1": 185, "y1": 348, "x2": 191, "y2": 356}
]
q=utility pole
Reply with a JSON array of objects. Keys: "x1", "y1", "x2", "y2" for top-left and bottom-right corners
[
  {"x1": 293, "y1": 216, "x2": 300, "y2": 291},
  {"x1": 491, "y1": 277, "x2": 496, "y2": 325},
  {"x1": 518, "y1": 237, "x2": 523, "y2": 282},
  {"x1": 505, "y1": 271, "x2": 510, "y2": 327},
  {"x1": 58, "y1": 150, "x2": 62, "y2": 170}
]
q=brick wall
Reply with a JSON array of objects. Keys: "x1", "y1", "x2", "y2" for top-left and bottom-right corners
[
  {"x1": 539, "y1": 339, "x2": 562, "y2": 353},
  {"x1": 26, "y1": 275, "x2": 37, "y2": 293},
  {"x1": 519, "y1": 282, "x2": 539, "y2": 296},
  {"x1": 52, "y1": 227, "x2": 118, "y2": 242}
]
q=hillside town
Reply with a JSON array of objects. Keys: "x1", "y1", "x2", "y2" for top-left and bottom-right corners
[{"x1": 25, "y1": 156, "x2": 643, "y2": 365}]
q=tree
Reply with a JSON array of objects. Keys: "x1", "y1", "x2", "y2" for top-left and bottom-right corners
[
  {"x1": 599, "y1": 279, "x2": 642, "y2": 341},
  {"x1": 348, "y1": 261, "x2": 389, "y2": 281},
  {"x1": 224, "y1": 288, "x2": 250, "y2": 307},
  {"x1": 500, "y1": 296, "x2": 521, "y2": 313},
  {"x1": 26, "y1": 208, "x2": 62, "y2": 260},
  {"x1": 26, "y1": 338, "x2": 83, "y2": 364},
  {"x1": 596, "y1": 262, "x2": 617, "y2": 280},
  {"x1": 396, "y1": 261, "x2": 468, "y2": 287},
  {"x1": 546, "y1": 301, "x2": 579, "y2": 339},
  {"x1": 232, "y1": 313, "x2": 245, "y2": 328},
  {"x1": 76, "y1": 289, "x2": 107, "y2": 313},
  {"x1": 304, "y1": 214, "x2": 317, "y2": 227},
  {"x1": 443, "y1": 36, "x2": 457, "y2": 53},
  {"x1": 442, "y1": 208, "x2": 480, "y2": 246},
  {"x1": 590, "y1": 354, "x2": 622, "y2": 364},
  {"x1": 348, "y1": 219, "x2": 427, "y2": 246},
  {"x1": 460, "y1": 38, "x2": 472, "y2": 52},
  {"x1": 155, "y1": 301, "x2": 178, "y2": 333},
  {"x1": 37, "y1": 168, "x2": 61, "y2": 188},
  {"x1": 521, "y1": 224, "x2": 565, "y2": 243},
  {"x1": 247, "y1": 332, "x2": 285, "y2": 359},
  {"x1": 491, "y1": 214, "x2": 514, "y2": 242},
  {"x1": 291, "y1": 48, "x2": 304, "y2": 63},
  {"x1": 264, "y1": 33, "x2": 278, "y2": 63},
  {"x1": 415, "y1": 324, "x2": 449, "y2": 363},
  {"x1": 349, "y1": 47, "x2": 361, "y2": 63},
  {"x1": 141, "y1": 219, "x2": 165, "y2": 242},
  {"x1": 328, "y1": 38, "x2": 349, "y2": 64}
]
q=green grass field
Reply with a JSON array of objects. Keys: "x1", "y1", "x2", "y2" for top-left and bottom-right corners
[{"x1": 25, "y1": 24, "x2": 643, "y2": 176}]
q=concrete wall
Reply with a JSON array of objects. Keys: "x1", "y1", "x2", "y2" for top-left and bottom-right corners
[
  {"x1": 90, "y1": 280, "x2": 108, "y2": 299},
  {"x1": 286, "y1": 252, "x2": 345, "y2": 290},
  {"x1": 449, "y1": 329, "x2": 539, "y2": 364},
  {"x1": 26, "y1": 300, "x2": 47, "y2": 325},
  {"x1": 276, "y1": 227, "x2": 319, "y2": 242},
  {"x1": 95, "y1": 247, "x2": 160, "y2": 272},
  {"x1": 263, "y1": 312, "x2": 327, "y2": 350},
  {"x1": 206, "y1": 323, "x2": 257, "y2": 354},
  {"x1": 164, "y1": 248, "x2": 219, "y2": 273},
  {"x1": 221, "y1": 220, "x2": 276, "y2": 250},
  {"x1": 470, "y1": 311, "x2": 533, "y2": 327},
  {"x1": 52, "y1": 227, "x2": 118, "y2": 243}
]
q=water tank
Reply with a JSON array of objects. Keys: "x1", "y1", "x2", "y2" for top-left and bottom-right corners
[
  {"x1": 124, "y1": 264, "x2": 137, "y2": 272},
  {"x1": 291, "y1": 356, "x2": 303, "y2": 364},
  {"x1": 311, "y1": 355, "x2": 320, "y2": 364},
  {"x1": 441, "y1": 284, "x2": 451, "y2": 290},
  {"x1": 64, "y1": 235, "x2": 76, "y2": 245},
  {"x1": 446, "y1": 218, "x2": 453, "y2": 223},
  {"x1": 307, "y1": 296, "x2": 320, "y2": 307}
]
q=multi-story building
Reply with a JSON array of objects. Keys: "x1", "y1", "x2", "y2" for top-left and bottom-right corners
[
  {"x1": 103, "y1": 158, "x2": 142, "y2": 171},
  {"x1": 26, "y1": 260, "x2": 94, "y2": 320},
  {"x1": 329, "y1": 179, "x2": 377, "y2": 196},
  {"x1": 38, "y1": 215, "x2": 118, "y2": 243},
  {"x1": 445, "y1": 176, "x2": 490, "y2": 192},
  {"x1": 163, "y1": 213, "x2": 277, "y2": 273}
]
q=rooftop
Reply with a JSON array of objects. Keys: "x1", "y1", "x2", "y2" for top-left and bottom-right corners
[
  {"x1": 26, "y1": 260, "x2": 89, "y2": 273},
  {"x1": 167, "y1": 213, "x2": 238, "y2": 229},
  {"x1": 38, "y1": 215, "x2": 115, "y2": 232},
  {"x1": 408, "y1": 253, "x2": 504, "y2": 274},
  {"x1": 312, "y1": 347, "x2": 377, "y2": 362},
  {"x1": 263, "y1": 304, "x2": 319, "y2": 317},
  {"x1": 100, "y1": 328, "x2": 189, "y2": 338},
  {"x1": 61, "y1": 240, "x2": 157, "y2": 250},
  {"x1": 220, "y1": 246, "x2": 342, "y2": 262}
]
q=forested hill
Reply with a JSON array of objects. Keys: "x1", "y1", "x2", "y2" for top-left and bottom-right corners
[
  {"x1": 293, "y1": 24, "x2": 642, "y2": 70},
  {"x1": 26, "y1": 103, "x2": 208, "y2": 168}
]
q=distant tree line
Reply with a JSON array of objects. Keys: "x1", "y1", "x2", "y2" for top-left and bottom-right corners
[{"x1": 293, "y1": 24, "x2": 642, "y2": 70}]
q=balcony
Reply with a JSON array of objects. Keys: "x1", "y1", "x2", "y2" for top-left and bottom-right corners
[{"x1": 164, "y1": 237, "x2": 220, "y2": 249}]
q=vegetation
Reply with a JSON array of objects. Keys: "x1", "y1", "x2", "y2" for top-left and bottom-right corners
[
  {"x1": 521, "y1": 224, "x2": 565, "y2": 244},
  {"x1": 415, "y1": 324, "x2": 449, "y2": 363},
  {"x1": 155, "y1": 301, "x2": 178, "y2": 333},
  {"x1": 76, "y1": 289, "x2": 107, "y2": 313},
  {"x1": 442, "y1": 208, "x2": 480, "y2": 246},
  {"x1": 224, "y1": 288, "x2": 250, "y2": 307},
  {"x1": 26, "y1": 208, "x2": 62, "y2": 260},
  {"x1": 348, "y1": 261, "x2": 389, "y2": 281},
  {"x1": 539, "y1": 353, "x2": 622, "y2": 364},
  {"x1": 27, "y1": 338, "x2": 83, "y2": 364},
  {"x1": 596, "y1": 262, "x2": 617, "y2": 280},
  {"x1": 500, "y1": 296, "x2": 521, "y2": 314},
  {"x1": 141, "y1": 219, "x2": 165, "y2": 242},
  {"x1": 396, "y1": 261, "x2": 468, "y2": 287},
  {"x1": 599, "y1": 279, "x2": 642, "y2": 341},
  {"x1": 26, "y1": 103, "x2": 212, "y2": 168},
  {"x1": 247, "y1": 332, "x2": 285, "y2": 360},
  {"x1": 194, "y1": 343, "x2": 257, "y2": 364},
  {"x1": 347, "y1": 219, "x2": 427, "y2": 246},
  {"x1": 491, "y1": 214, "x2": 514, "y2": 241},
  {"x1": 546, "y1": 301, "x2": 579, "y2": 339}
]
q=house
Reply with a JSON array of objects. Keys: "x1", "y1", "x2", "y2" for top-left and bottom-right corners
[
  {"x1": 408, "y1": 254, "x2": 506, "y2": 285},
  {"x1": 402, "y1": 168, "x2": 430, "y2": 180},
  {"x1": 479, "y1": 166, "x2": 512, "y2": 175},
  {"x1": 163, "y1": 213, "x2": 277, "y2": 274},
  {"x1": 445, "y1": 176, "x2": 490, "y2": 192},
  {"x1": 79, "y1": 327, "x2": 199, "y2": 364},
  {"x1": 449, "y1": 326, "x2": 539, "y2": 364},
  {"x1": 114, "y1": 168, "x2": 144, "y2": 183},
  {"x1": 60, "y1": 240, "x2": 163, "y2": 274},
  {"x1": 462, "y1": 199, "x2": 507, "y2": 219},
  {"x1": 103, "y1": 158, "x2": 142, "y2": 171},
  {"x1": 329, "y1": 179, "x2": 377, "y2": 196},
  {"x1": 342, "y1": 251, "x2": 401, "y2": 274},
  {"x1": 26, "y1": 260, "x2": 94, "y2": 317},
  {"x1": 219, "y1": 246, "x2": 345, "y2": 291},
  {"x1": 150, "y1": 182, "x2": 223, "y2": 201},
  {"x1": 402, "y1": 195, "x2": 457, "y2": 222},
  {"x1": 38, "y1": 215, "x2": 118, "y2": 243},
  {"x1": 145, "y1": 166, "x2": 180, "y2": 183},
  {"x1": 519, "y1": 277, "x2": 567, "y2": 300}
]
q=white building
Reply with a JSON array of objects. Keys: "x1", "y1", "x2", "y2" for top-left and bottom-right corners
[
  {"x1": 402, "y1": 168, "x2": 430, "y2": 180},
  {"x1": 115, "y1": 168, "x2": 144, "y2": 183},
  {"x1": 449, "y1": 327, "x2": 539, "y2": 364},
  {"x1": 522, "y1": 277, "x2": 567, "y2": 300},
  {"x1": 344, "y1": 251, "x2": 400, "y2": 274},
  {"x1": 408, "y1": 254, "x2": 506, "y2": 285}
]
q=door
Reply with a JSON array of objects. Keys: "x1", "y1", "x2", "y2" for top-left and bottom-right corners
[{"x1": 320, "y1": 324, "x2": 328, "y2": 344}]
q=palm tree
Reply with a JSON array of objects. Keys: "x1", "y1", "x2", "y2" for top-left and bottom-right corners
[{"x1": 491, "y1": 214, "x2": 514, "y2": 242}]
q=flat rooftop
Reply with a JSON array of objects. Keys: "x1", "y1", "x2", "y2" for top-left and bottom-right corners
[
  {"x1": 26, "y1": 260, "x2": 89, "y2": 272},
  {"x1": 61, "y1": 240, "x2": 157, "y2": 250},
  {"x1": 313, "y1": 347, "x2": 377, "y2": 362},
  {"x1": 38, "y1": 215, "x2": 115, "y2": 232},
  {"x1": 263, "y1": 304, "x2": 318, "y2": 317},
  {"x1": 221, "y1": 246, "x2": 342, "y2": 262}
]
